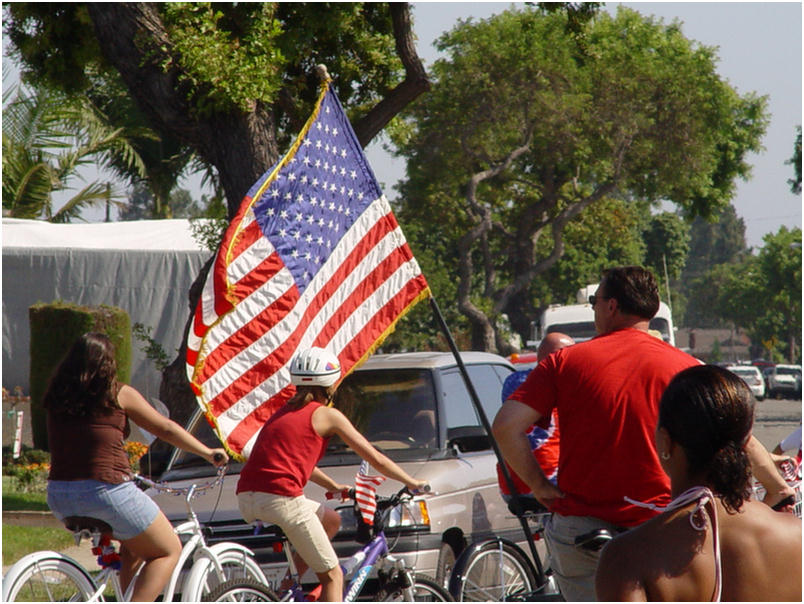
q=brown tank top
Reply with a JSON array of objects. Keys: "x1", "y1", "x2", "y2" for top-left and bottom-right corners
[{"x1": 47, "y1": 406, "x2": 133, "y2": 484}]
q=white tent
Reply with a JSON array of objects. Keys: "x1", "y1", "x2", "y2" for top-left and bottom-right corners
[{"x1": 2, "y1": 218, "x2": 211, "y2": 399}]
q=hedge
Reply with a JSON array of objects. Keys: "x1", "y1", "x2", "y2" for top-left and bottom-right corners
[{"x1": 28, "y1": 303, "x2": 131, "y2": 450}]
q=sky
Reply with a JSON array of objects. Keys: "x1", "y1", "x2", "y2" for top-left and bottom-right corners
[
  {"x1": 363, "y1": 1, "x2": 802, "y2": 250},
  {"x1": 7, "y1": 2, "x2": 801, "y2": 249}
]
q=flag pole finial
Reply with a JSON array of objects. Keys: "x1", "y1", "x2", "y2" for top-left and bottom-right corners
[{"x1": 315, "y1": 64, "x2": 331, "y2": 84}]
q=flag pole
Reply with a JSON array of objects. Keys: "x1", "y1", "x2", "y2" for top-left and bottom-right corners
[{"x1": 429, "y1": 297, "x2": 546, "y2": 583}]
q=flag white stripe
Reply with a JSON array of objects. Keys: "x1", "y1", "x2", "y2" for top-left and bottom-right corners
[
  {"x1": 197, "y1": 195, "x2": 389, "y2": 361},
  {"x1": 209, "y1": 227, "x2": 411, "y2": 418},
  {"x1": 200, "y1": 209, "x2": 405, "y2": 403}
]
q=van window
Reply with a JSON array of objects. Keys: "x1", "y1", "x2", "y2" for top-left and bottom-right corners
[
  {"x1": 441, "y1": 364, "x2": 508, "y2": 429},
  {"x1": 649, "y1": 317, "x2": 671, "y2": 342},
  {"x1": 333, "y1": 368, "x2": 438, "y2": 450},
  {"x1": 546, "y1": 322, "x2": 597, "y2": 341}
]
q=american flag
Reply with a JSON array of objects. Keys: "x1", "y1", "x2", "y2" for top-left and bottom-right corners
[
  {"x1": 186, "y1": 82, "x2": 430, "y2": 458},
  {"x1": 355, "y1": 461, "x2": 386, "y2": 526}
]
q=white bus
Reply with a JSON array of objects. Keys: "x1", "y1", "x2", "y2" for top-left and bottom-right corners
[{"x1": 527, "y1": 284, "x2": 676, "y2": 347}]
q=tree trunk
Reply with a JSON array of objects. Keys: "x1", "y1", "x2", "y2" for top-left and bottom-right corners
[{"x1": 87, "y1": 3, "x2": 430, "y2": 431}]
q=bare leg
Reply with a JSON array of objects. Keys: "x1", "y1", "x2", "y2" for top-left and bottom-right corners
[
  {"x1": 119, "y1": 511, "x2": 181, "y2": 601},
  {"x1": 284, "y1": 507, "x2": 342, "y2": 588},
  {"x1": 316, "y1": 564, "x2": 344, "y2": 602}
]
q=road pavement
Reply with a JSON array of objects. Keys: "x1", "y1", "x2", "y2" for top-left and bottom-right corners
[{"x1": 751, "y1": 397, "x2": 802, "y2": 451}]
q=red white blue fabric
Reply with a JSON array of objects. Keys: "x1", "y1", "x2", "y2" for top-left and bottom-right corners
[
  {"x1": 186, "y1": 82, "x2": 430, "y2": 458},
  {"x1": 354, "y1": 461, "x2": 385, "y2": 525}
]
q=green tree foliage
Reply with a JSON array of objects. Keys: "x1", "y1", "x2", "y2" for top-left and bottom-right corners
[
  {"x1": 682, "y1": 204, "x2": 748, "y2": 326},
  {"x1": 393, "y1": 6, "x2": 767, "y2": 351},
  {"x1": 2, "y1": 82, "x2": 144, "y2": 222},
  {"x1": 788, "y1": 125, "x2": 802, "y2": 195},
  {"x1": 4, "y1": 3, "x2": 429, "y2": 216},
  {"x1": 696, "y1": 227, "x2": 801, "y2": 362}
]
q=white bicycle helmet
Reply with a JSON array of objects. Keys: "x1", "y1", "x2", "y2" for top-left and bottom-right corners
[{"x1": 290, "y1": 347, "x2": 341, "y2": 387}]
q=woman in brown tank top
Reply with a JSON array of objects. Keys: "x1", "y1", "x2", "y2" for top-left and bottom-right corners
[{"x1": 44, "y1": 333, "x2": 229, "y2": 601}]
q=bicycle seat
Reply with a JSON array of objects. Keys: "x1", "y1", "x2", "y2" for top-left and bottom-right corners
[
  {"x1": 507, "y1": 497, "x2": 549, "y2": 517},
  {"x1": 63, "y1": 516, "x2": 113, "y2": 534},
  {"x1": 574, "y1": 528, "x2": 613, "y2": 551}
]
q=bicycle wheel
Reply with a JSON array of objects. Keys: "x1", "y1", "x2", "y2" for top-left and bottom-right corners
[
  {"x1": 380, "y1": 574, "x2": 453, "y2": 602},
  {"x1": 2, "y1": 552, "x2": 97, "y2": 602},
  {"x1": 182, "y1": 547, "x2": 267, "y2": 601},
  {"x1": 448, "y1": 540, "x2": 536, "y2": 601},
  {"x1": 203, "y1": 577, "x2": 279, "y2": 602}
]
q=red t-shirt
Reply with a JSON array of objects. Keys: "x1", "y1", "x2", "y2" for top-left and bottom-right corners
[
  {"x1": 237, "y1": 402, "x2": 329, "y2": 497},
  {"x1": 509, "y1": 328, "x2": 699, "y2": 527}
]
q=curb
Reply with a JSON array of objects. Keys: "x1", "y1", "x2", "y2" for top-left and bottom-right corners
[{"x1": 2, "y1": 510, "x2": 62, "y2": 529}]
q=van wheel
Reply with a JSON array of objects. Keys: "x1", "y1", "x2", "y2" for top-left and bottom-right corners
[{"x1": 435, "y1": 541, "x2": 458, "y2": 589}]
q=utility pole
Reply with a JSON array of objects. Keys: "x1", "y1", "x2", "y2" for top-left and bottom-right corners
[{"x1": 662, "y1": 253, "x2": 673, "y2": 310}]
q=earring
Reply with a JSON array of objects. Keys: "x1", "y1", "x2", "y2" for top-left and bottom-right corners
[{"x1": 661, "y1": 451, "x2": 670, "y2": 460}]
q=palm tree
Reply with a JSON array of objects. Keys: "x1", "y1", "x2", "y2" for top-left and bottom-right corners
[{"x1": 2, "y1": 80, "x2": 145, "y2": 222}]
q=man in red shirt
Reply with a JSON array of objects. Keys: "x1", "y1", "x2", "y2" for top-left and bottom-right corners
[{"x1": 492, "y1": 266, "x2": 699, "y2": 601}]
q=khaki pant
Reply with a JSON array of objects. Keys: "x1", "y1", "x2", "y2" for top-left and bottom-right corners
[
  {"x1": 544, "y1": 513, "x2": 625, "y2": 602},
  {"x1": 238, "y1": 491, "x2": 338, "y2": 573}
]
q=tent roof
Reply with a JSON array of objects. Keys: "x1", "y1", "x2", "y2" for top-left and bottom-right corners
[{"x1": 2, "y1": 218, "x2": 206, "y2": 251}]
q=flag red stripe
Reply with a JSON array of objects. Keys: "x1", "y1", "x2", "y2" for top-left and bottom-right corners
[
  {"x1": 336, "y1": 275, "x2": 429, "y2": 370},
  {"x1": 200, "y1": 214, "x2": 403, "y2": 408},
  {"x1": 312, "y1": 245, "x2": 415, "y2": 348},
  {"x1": 225, "y1": 384, "x2": 294, "y2": 452},
  {"x1": 212, "y1": 274, "x2": 426, "y2": 444},
  {"x1": 205, "y1": 245, "x2": 411, "y2": 417},
  {"x1": 231, "y1": 251, "x2": 288, "y2": 302}
]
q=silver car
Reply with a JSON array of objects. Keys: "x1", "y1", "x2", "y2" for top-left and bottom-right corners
[
  {"x1": 146, "y1": 351, "x2": 541, "y2": 589},
  {"x1": 726, "y1": 365, "x2": 766, "y2": 401}
]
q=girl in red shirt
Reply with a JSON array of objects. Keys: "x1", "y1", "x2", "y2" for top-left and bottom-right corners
[{"x1": 236, "y1": 347, "x2": 427, "y2": 602}]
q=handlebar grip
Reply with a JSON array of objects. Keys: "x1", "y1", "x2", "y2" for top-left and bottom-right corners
[{"x1": 326, "y1": 488, "x2": 354, "y2": 500}]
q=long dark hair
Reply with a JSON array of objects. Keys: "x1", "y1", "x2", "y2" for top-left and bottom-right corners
[
  {"x1": 658, "y1": 364, "x2": 755, "y2": 512},
  {"x1": 43, "y1": 333, "x2": 121, "y2": 416}
]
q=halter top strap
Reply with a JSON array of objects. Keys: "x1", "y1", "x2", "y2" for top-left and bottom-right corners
[{"x1": 625, "y1": 487, "x2": 722, "y2": 602}]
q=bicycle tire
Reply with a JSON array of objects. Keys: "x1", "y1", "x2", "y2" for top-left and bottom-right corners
[
  {"x1": 2, "y1": 552, "x2": 97, "y2": 602},
  {"x1": 182, "y1": 546, "x2": 267, "y2": 601},
  {"x1": 202, "y1": 577, "x2": 279, "y2": 602},
  {"x1": 448, "y1": 540, "x2": 537, "y2": 602},
  {"x1": 380, "y1": 574, "x2": 454, "y2": 602}
]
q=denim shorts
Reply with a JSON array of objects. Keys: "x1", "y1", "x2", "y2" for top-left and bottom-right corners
[{"x1": 47, "y1": 479, "x2": 160, "y2": 541}]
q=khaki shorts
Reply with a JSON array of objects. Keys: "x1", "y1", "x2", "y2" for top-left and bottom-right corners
[{"x1": 238, "y1": 491, "x2": 338, "y2": 573}]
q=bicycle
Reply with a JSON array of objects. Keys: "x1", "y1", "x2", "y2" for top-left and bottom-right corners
[
  {"x1": 2, "y1": 466, "x2": 267, "y2": 602},
  {"x1": 447, "y1": 498, "x2": 614, "y2": 601},
  {"x1": 203, "y1": 485, "x2": 453, "y2": 602}
]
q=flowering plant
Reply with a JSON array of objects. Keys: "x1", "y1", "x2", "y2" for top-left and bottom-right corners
[{"x1": 125, "y1": 441, "x2": 149, "y2": 473}]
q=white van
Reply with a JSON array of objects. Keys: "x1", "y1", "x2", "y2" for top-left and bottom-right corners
[{"x1": 527, "y1": 284, "x2": 675, "y2": 347}]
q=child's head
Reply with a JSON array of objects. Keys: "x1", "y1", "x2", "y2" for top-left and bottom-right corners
[{"x1": 288, "y1": 347, "x2": 341, "y2": 407}]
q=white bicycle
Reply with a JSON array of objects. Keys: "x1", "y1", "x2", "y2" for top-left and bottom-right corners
[{"x1": 2, "y1": 467, "x2": 266, "y2": 602}]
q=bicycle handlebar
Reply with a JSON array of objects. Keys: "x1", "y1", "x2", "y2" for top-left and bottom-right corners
[
  {"x1": 135, "y1": 464, "x2": 227, "y2": 498},
  {"x1": 325, "y1": 483, "x2": 431, "y2": 503}
]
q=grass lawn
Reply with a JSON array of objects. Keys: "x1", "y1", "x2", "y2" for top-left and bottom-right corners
[
  {"x1": 2, "y1": 524, "x2": 73, "y2": 566},
  {"x1": 2, "y1": 476, "x2": 49, "y2": 511}
]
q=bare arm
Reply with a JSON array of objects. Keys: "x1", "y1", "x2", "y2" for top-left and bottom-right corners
[
  {"x1": 312, "y1": 407, "x2": 426, "y2": 491},
  {"x1": 492, "y1": 400, "x2": 564, "y2": 506},
  {"x1": 309, "y1": 467, "x2": 349, "y2": 495},
  {"x1": 745, "y1": 434, "x2": 795, "y2": 508},
  {"x1": 118, "y1": 385, "x2": 228, "y2": 466}
]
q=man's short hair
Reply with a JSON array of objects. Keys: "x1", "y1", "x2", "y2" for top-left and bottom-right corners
[{"x1": 600, "y1": 266, "x2": 660, "y2": 320}]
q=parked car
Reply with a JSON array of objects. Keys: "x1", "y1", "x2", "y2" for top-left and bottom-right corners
[
  {"x1": 146, "y1": 351, "x2": 543, "y2": 590},
  {"x1": 726, "y1": 365, "x2": 766, "y2": 401},
  {"x1": 766, "y1": 364, "x2": 802, "y2": 399}
]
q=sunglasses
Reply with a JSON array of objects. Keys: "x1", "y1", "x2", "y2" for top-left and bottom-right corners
[{"x1": 588, "y1": 294, "x2": 609, "y2": 307}]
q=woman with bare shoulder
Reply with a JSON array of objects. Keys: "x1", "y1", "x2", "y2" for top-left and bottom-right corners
[{"x1": 595, "y1": 364, "x2": 801, "y2": 602}]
